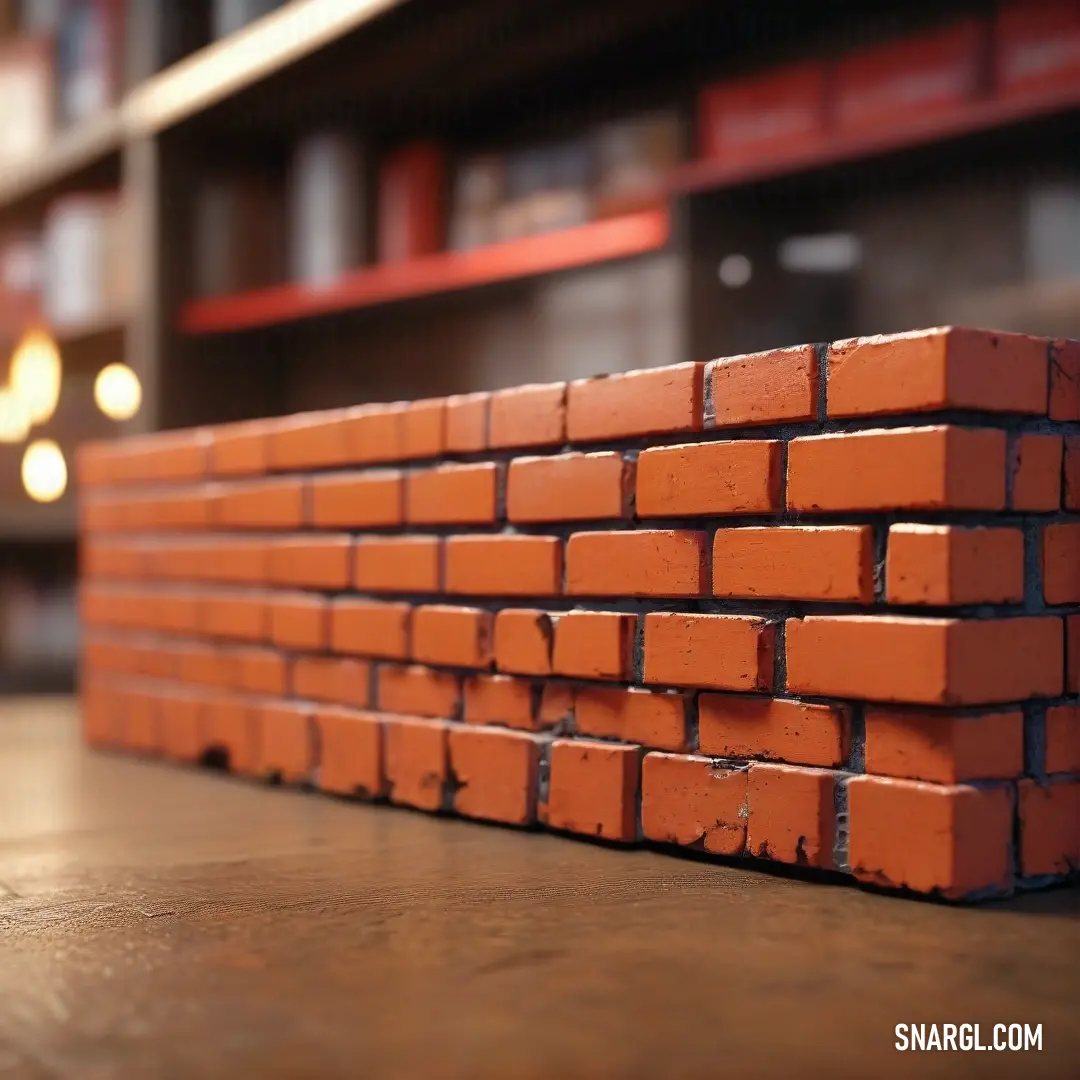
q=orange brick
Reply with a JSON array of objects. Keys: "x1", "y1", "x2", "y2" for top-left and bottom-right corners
[
  {"x1": 886, "y1": 525, "x2": 1024, "y2": 605},
  {"x1": 402, "y1": 397, "x2": 446, "y2": 459},
  {"x1": 142, "y1": 429, "x2": 213, "y2": 483},
  {"x1": 713, "y1": 525, "x2": 873, "y2": 602},
  {"x1": 125, "y1": 691, "x2": 161, "y2": 755},
  {"x1": 445, "y1": 536, "x2": 562, "y2": 596},
  {"x1": 699, "y1": 695, "x2": 849, "y2": 768},
  {"x1": 787, "y1": 427, "x2": 1006, "y2": 512},
  {"x1": 566, "y1": 531, "x2": 707, "y2": 598},
  {"x1": 567, "y1": 363, "x2": 704, "y2": 442},
  {"x1": 1044, "y1": 523, "x2": 1080, "y2": 604},
  {"x1": 636, "y1": 440, "x2": 780, "y2": 518},
  {"x1": 1011, "y1": 433, "x2": 1063, "y2": 511},
  {"x1": 256, "y1": 702, "x2": 313, "y2": 783},
  {"x1": 448, "y1": 725, "x2": 541, "y2": 826},
  {"x1": 544, "y1": 739, "x2": 640, "y2": 842},
  {"x1": 203, "y1": 696, "x2": 259, "y2": 776},
  {"x1": 412, "y1": 605, "x2": 493, "y2": 668},
  {"x1": 488, "y1": 382, "x2": 566, "y2": 449},
  {"x1": 643, "y1": 613, "x2": 775, "y2": 692},
  {"x1": 405, "y1": 462, "x2": 499, "y2": 524},
  {"x1": 1045, "y1": 705, "x2": 1080, "y2": 775},
  {"x1": 463, "y1": 674, "x2": 535, "y2": 730},
  {"x1": 209, "y1": 418, "x2": 272, "y2": 476},
  {"x1": 160, "y1": 695, "x2": 205, "y2": 762},
  {"x1": 574, "y1": 687, "x2": 689, "y2": 751},
  {"x1": 344, "y1": 402, "x2": 407, "y2": 464},
  {"x1": 354, "y1": 536, "x2": 442, "y2": 593},
  {"x1": 233, "y1": 647, "x2": 288, "y2": 695},
  {"x1": 847, "y1": 776, "x2": 1013, "y2": 899},
  {"x1": 1018, "y1": 779, "x2": 1080, "y2": 876},
  {"x1": 827, "y1": 327, "x2": 1048, "y2": 417},
  {"x1": 747, "y1": 763, "x2": 835, "y2": 869},
  {"x1": 331, "y1": 600, "x2": 410, "y2": 659},
  {"x1": 291, "y1": 656, "x2": 371, "y2": 708},
  {"x1": 218, "y1": 478, "x2": 306, "y2": 530},
  {"x1": 507, "y1": 452, "x2": 630, "y2": 523},
  {"x1": 152, "y1": 487, "x2": 217, "y2": 531},
  {"x1": 75, "y1": 441, "x2": 113, "y2": 488},
  {"x1": 208, "y1": 539, "x2": 270, "y2": 585},
  {"x1": 641, "y1": 753, "x2": 746, "y2": 855},
  {"x1": 270, "y1": 593, "x2": 329, "y2": 651},
  {"x1": 1050, "y1": 338, "x2": 1080, "y2": 421},
  {"x1": 269, "y1": 409, "x2": 352, "y2": 470},
  {"x1": 445, "y1": 391, "x2": 489, "y2": 453},
  {"x1": 384, "y1": 715, "x2": 450, "y2": 811},
  {"x1": 1066, "y1": 437, "x2": 1080, "y2": 510},
  {"x1": 786, "y1": 615, "x2": 1062, "y2": 705},
  {"x1": 311, "y1": 471, "x2": 404, "y2": 528},
  {"x1": 202, "y1": 593, "x2": 268, "y2": 642},
  {"x1": 155, "y1": 591, "x2": 202, "y2": 635},
  {"x1": 707, "y1": 344, "x2": 818, "y2": 427},
  {"x1": 864, "y1": 708, "x2": 1024, "y2": 783},
  {"x1": 538, "y1": 682, "x2": 574, "y2": 730},
  {"x1": 1068, "y1": 616, "x2": 1080, "y2": 695},
  {"x1": 177, "y1": 644, "x2": 234, "y2": 688},
  {"x1": 315, "y1": 707, "x2": 384, "y2": 798},
  {"x1": 493, "y1": 609, "x2": 554, "y2": 676},
  {"x1": 378, "y1": 664, "x2": 460, "y2": 719},
  {"x1": 267, "y1": 535, "x2": 353, "y2": 590},
  {"x1": 552, "y1": 610, "x2": 635, "y2": 680}
]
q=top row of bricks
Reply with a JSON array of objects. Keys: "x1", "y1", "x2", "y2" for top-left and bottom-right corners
[{"x1": 80, "y1": 328, "x2": 1080, "y2": 489}]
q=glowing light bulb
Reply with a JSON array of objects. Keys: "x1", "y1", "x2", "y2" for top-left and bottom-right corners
[
  {"x1": 21, "y1": 439, "x2": 67, "y2": 503},
  {"x1": 0, "y1": 385, "x2": 30, "y2": 443},
  {"x1": 9, "y1": 328, "x2": 62, "y2": 424},
  {"x1": 94, "y1": 362, "x2": 142, "y2": 421}
]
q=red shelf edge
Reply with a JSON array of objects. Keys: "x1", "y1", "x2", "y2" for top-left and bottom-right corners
[{"x1": 178, "y1": 208, "x2": 671, "y2": 335}]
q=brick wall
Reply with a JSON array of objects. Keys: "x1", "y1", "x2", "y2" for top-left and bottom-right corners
[{"x1": 75, "y1": 327, "x2": 1080, "y2": 902}]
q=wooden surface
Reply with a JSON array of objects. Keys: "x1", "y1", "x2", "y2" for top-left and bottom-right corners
[{"x1": 0, "y1": 699, "x2": 1077, "y2": 1080}]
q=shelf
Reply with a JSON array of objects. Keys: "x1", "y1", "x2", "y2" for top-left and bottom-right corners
[
  {"x1": 178, "y1": 207, "x2": 671, "y2": 335},
  {"x1": 670, "y1": 82, "x2": 1080, "y2": 197}
]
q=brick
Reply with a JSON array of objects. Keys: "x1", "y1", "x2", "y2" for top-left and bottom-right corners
[
  {"x1": 552, "y1": 611, "x2": 635, "y2": 680},
  {"x1": 354, "y1": 536, "x2": 442, "y2": 594},
  {"x1": 270, "y1": 409, "x2": 352, "y2": 470},
  {"x1": 155, "y1": 592, "x2": 202, "y2": 635},
  {"x1": 864, "y1": 708, "x2": 1024, "y2": 783},
  {"x1": 291, "y1": 656, "x2": 371, "y2": 708},
  {"x1": 210, "y1": 418, "x2": 272, "y2": 476},
  {"x1": 746, "y1": 763, "x2": 835, "y2": 869},
  {"x1": 699, "y1": 695, "x2": 849, "y2": 768},
  {"x1": 543, "y1": 739, "x2": 640, "y2": 842},
  {"x1": 827, "y1": 327, "x2": 1048, "y2": 417},
  {"x1": 218, "y1": 478, "x2": 306, "y2": 530},
  {"x1": 643, "y1": 613, "x2": 775, "y2": 692},
  {"x1": 787, "y1": 427, "x2": 1007, "y2": 512},
  {"x1": 151, "y1": 488, "x2": 217, "y2": 531},
  {"x1": 256, "y1": 702, "x2": 312, "y2": 784},
  {"x1": 1043, "y1": 523, "x2": 1080, "y2": 604},
  {"x1": 847, "y1": 776, "x2": 1014, "y2": 899},
  {"x1": 203, "y1": 696, "x2": 258, "y2": 776},
  {"x1": 75, "y1": 442, "x2": 112, "y2": 488},
  {"x1": 1050, "y1": 338, "x2": 1080, "y2": 421},
  {"x1": 463, "y1": 674, "x2": 535, "y2": 730},
  {"x1": 267, "y1": 535, "x2": 353, "y2": 590},
  {"x1": 707, "y1": 344, "x2": 818, "y2": 427},
  {"x1": 270, "y1": 593, "x2": 329, "y2": 651},
  {"x1": 566, "y1": 531, "x2": 707, "y2": 597},
  {"x1": 177, "y1": 644, "x2": 234, "y2": 688},
  {"x1": 331, "y1": 600, "x2": 410, "y2": 659},
  {"x1": 1066, "y1": 437, "x2": 1080, "y2": 510},
  {"x1": 1045, "y1": 705, "x2": 1080, "y2": 776},
  {"x1": 160, "y1": 695, "x2": 204, "y2": 762},
  {"x1": 786, "y1": 615, "x2": 1062, "y2": 705},
  {"x1": 205, "y1": 539, "x2": 270, "y2": 585},
  {"x1": 142, "y1": 430, "x2": 212, "y2": 483},
  {"x1": 636, "y1": 440, "x2": 780, "y2": 518},
  {"x1": 311, "y1": 471, "x2": 403, "y2": 529},
  {"x1": 886, "y1": 525, "x2": 1024, "y2": 606},
  {"x1": 574, "y1": 687, "x2": 689, "y2": 751},
  {"x1": 1069, "y1": 616, "x2": 1080, "y2": 695},
  {"x1": 448, "y1": 725, "x2": 541, "y2": 826},
  {"x1": 713, "y1": 525, "x2": 873, "y2": 602},
  {"x1": 202, "y1": 593, "x2": 268, "y2": 642},
  {"x1": 126, "y1": 691, "x2": 161, "y2": 755},
  {"x1": 445, "y1": 391, "x2": 489, "y2": 453},
  {"x1": 538, "y1": 682, "x2": 574, "y2": 730},
  {"x1": 378, "y1": 664, "x2": 460, "y2": 719},
  {"x1": 343, "y1": 402, "x2": 407, "y2": 464},
  {"x1": 507, "y1": 452, "x2": 630, "y2": 524},
  {"x1": 406, "y1": 462, "x2": 499, "y2": 525},
  {"x1": 641, "y1": 753, "x2": 747, "y2": 855},
  {"x1": 1018, "y1": 779, "x2": 1080, "y2": 876},
  {"x1": 1011, "y1": 434, "x2": 1063, "y2": 511},
  {"x1": 567, "y1": 363, "x2": 704, "y2": 442},
  {"x1": 445, "y1": 536, "x2": 562, "y2": 596},
  {"x1": 233, "y1": 647, "x2": 288, "y2": 695},
  {"x1": 493, "y1": 609, "x2": 554, "y2": 676},
  {"x1": 316, "y1": 708, "x2": 384, "y2": 798},
  {"x1": 402, "y1": 397, "x2": 446, "y2": 460},
  {"x1": 488, "y1": 382, "x2": 566, "y2": 449},
  {"x1": 384, "y1": 716, "x2": 450, "y2": 812},
  {"x1": 412, "y1": 605, "x2": 493, "y2": 668}
]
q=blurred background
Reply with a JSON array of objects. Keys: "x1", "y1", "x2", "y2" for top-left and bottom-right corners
[{"x1": 0, "y1": 0, "x2": 1078, "y2": 696}]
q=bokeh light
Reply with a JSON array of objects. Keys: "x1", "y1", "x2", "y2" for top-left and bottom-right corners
[
  {"x1": 21, "y1": 439, "x2": 68, "y2": 503},
  {"x1": 94, "y1": 362, "x2": 142, "y2": 421},
  {"x1": 0, "y1": 386, "x2": 31, "y2": 443},
  {"x1": 9, "y1": 328, "x2": 62, "y2": 425}
]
